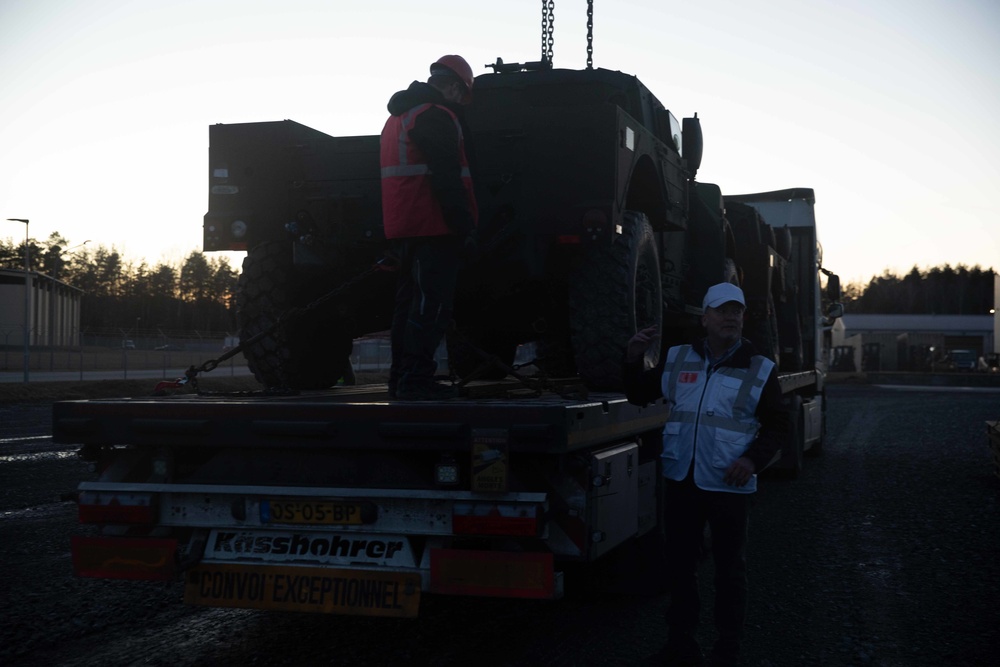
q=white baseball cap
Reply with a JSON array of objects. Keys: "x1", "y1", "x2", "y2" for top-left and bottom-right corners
[{"x1": 702, "y1": 282, "x2": 746, "y2": 310}]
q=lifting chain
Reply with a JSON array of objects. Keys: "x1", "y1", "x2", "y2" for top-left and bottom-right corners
[
  {"x1": 586, "y1": 0, "x2": 594, "y2": 69},
  {"x1": 541, "y1": 0, "x2": 555, "y2": 65},
  {"x1": 539, "y1": 1, "x2": 595, "y2": 69}
]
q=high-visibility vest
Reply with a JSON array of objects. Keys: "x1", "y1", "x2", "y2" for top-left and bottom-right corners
[
  {"x1": 380, "y1": 103, "x2": 477, "y2": 239},
  {"x1": 660, "y1": 344, "x2": 775, "y2": 493}
]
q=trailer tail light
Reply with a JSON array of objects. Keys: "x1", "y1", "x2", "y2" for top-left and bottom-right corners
[
  {"x1": 452, "y1": 502, "x2": 542, "y2": 537},
  {"x1": 77, "y1": 491, "x2": 156, "y2": 525},
  {"x1": 72, "y1": 536, "x2": 177, "y2": 580},
  {"x1": 430, "y1": 549, "x2": 555, "y2": 599}
]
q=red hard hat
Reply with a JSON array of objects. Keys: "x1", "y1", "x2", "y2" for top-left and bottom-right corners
[{"x1": 431, "y1": 55, "x2": 474, "y2": 103}]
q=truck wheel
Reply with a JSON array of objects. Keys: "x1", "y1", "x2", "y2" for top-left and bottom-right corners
[
  {"x1": 744, "y1": 292, "x2": 781, "y2": 367},
  {"x1": 569, "y1": 211, "x2": 662, "y2": 391},
  {"x1": 237, "y1": 241, "x2": 352, "y2": 389}
]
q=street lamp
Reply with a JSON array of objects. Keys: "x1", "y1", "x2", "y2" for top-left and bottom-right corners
[{"x1": 7, "y1": 218, "x2": 30, "y2": 382}]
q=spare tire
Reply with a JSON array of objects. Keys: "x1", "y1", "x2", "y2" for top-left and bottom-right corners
[
  {"x1": 237, "y1": 241, "x2": 353, "y2": 389},
  {"x1": 569, "y1": 211, "x2": 662, "y2": 391}
]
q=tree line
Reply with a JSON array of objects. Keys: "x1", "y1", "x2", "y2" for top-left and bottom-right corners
[
  {"x1": 1, "y1": 232, "x2": 994, "y2": 333},
  {"x1": 841, "y1": 264, "x2": 994, "y2": 315},
  {"x1": 0, "y1": 232, "x2": 239, "y2": 336}
]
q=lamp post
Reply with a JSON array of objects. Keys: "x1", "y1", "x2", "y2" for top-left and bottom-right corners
[{"x1": 7, "y1": 218, "x2": 30, "y2": 382}]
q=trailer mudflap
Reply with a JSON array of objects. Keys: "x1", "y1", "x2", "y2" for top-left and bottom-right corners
[
  {"x1": 183, "y1": 563, "x2": 421, "y2": 617},
  {"x1": 429, "y1": 549, "x2": 557, "y2": 599},
  {"x1": 72, "y1": 536, "x2": 178, "y2": 580}
]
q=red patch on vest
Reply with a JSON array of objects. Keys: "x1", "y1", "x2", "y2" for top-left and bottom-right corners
[{"x1": 679, "y1": 372, "x2": 699, "y2": 384}]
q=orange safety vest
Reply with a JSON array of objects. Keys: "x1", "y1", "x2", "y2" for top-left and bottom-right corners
[{"x1": 380, "y1": 103, "x2": 478, "y2": 239}]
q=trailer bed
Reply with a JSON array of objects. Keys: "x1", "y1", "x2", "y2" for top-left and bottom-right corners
[{"x1": 53, "y1": 382, "x2": 671, "y2": 454}]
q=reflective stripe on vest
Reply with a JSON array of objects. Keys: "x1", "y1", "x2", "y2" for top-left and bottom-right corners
[{"x1": 379, "y1": 103, "x2": 476, "y2": 239}]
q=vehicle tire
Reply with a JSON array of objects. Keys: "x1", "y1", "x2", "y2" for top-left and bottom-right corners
[
  {"x1": 723, "y1": 257, "x2": 740, "y2": 285},
  {"x1": 569, "y1": 211, "x2": 662, "y2": 391},
  {"x1": 237, "y1": 241, "x2": 352, "y2": 389},
  {"x1": 744, "y1": 292, "x2": 781, "y2": 367}
]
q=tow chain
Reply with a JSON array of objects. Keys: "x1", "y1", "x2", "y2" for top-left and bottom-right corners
[
  {"x1": 153, "y1": 256, "x2": 398, "y2": 394},
  {"x1": 447, "y1": 327, "x2": 589, "y2": 401}
]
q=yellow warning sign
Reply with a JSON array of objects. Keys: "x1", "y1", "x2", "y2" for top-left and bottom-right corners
[
  {"x1": 471, "y1": 429, "x2": 509, "y2": 492},
  {"x1": 183, "y1": 563, "x2": 420, "y2": 617}
]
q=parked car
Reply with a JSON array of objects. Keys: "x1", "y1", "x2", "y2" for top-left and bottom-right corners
[
  {"x1": 121, "y1": 340, "x2": 135, "y2": 350},
  {"x1": 948, "y1": 349, "x2": 977, "y2": 371}
]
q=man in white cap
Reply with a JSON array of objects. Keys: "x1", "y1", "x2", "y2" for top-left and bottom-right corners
[{"x1": 624, "y1": 282, "x2": 788, "y2": 667}]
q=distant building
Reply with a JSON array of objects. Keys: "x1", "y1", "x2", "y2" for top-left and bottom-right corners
[
  {"x1": 995, "y1": 273, "x2": 999, "y2": 355},
  {"x1": 831, "y1": 313, "x2": 994, "y2": 372},
  {"x1": 0, "y1": 268, "x2": 83, "y2": 348}
]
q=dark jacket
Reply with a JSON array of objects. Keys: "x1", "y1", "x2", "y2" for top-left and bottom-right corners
[
  {"x1": 623, "y1": 337, "x2": 788, "y2": 474},
  {"x1": 384, "y1": 81, "x2": 476, "y2": 237}
]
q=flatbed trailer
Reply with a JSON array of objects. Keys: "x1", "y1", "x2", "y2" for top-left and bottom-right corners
[
  {"x1": 58, "y1": 24, "x2": 840, "y2": 615},
  {"x1": 55, "y1": 384, "x2": 670, "y2": 454},
  {"x1": 57, "y1": 382, "x2": 674, "y2": 617}
]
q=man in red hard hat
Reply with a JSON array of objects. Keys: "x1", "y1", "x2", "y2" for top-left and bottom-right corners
[{"x1": 380, "y1": 55, "x2": 478, "y2": 400}]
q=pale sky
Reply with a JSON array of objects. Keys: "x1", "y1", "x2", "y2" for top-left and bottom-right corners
[{"x1": 2, "y1": 0, "x2": 998, "y2": 287}]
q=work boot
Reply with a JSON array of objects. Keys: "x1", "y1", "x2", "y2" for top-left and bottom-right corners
[{"x1": 395, "y1": 381, "x2": 459, "y2": 401}]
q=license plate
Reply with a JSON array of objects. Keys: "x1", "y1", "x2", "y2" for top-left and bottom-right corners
[
  {"x1": 184, "y1": 563, "x2": 420, "y2": 617},
  {"x1": 261, "y1": 499, "x2": 376, "y2": 525}
]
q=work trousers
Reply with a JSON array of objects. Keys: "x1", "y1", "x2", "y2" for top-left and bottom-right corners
[
  {"x1": 663, "y1": 475, "x2": 751, "y2": 659},
  {"x1": 390, "y1": 235, "x2": 463, "y2": 389}
]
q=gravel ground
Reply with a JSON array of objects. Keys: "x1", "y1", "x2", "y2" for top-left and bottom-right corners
[{"x1": 1, "y1": 382, "x2": 998, "y2": 666}]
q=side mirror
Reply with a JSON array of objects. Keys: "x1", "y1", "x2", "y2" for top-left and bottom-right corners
[
  {"x1": 826, "y1": 302, "x2": 844, "y2": 320},
  {"x1": 682, "y1": 115, "x2": 703, "y2": 173},
  {"x1": 825, "y1": 273, "x2": 841, "y2": 302}
]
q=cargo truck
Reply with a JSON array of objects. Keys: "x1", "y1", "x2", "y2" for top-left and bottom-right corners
[{"x1": 59, "y1": 37, "x2": 841, "y2": 617}]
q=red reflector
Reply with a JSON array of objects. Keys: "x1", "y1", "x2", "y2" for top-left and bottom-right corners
[
  {"x1": 78, "y1": 491, "x2": 156, "y2": 525},
  {"x1": 72, "y1": 536, "x2": 177, "y2": 580},
  {"x1": 555, "y1": 235, "x2": 582, "y2": 244},
  {"x1": 452, "y1": 514, "x2": 539, "y2": 537},
  {"x1": 452, "y1": 504, "x2": 541, "y2": 537},
  {"x1": 430, "y1": 549, "x2": 554, "y2": 599},
  {"x1": 79, "y1": 504, "x2": 156, "y2": 524}
]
